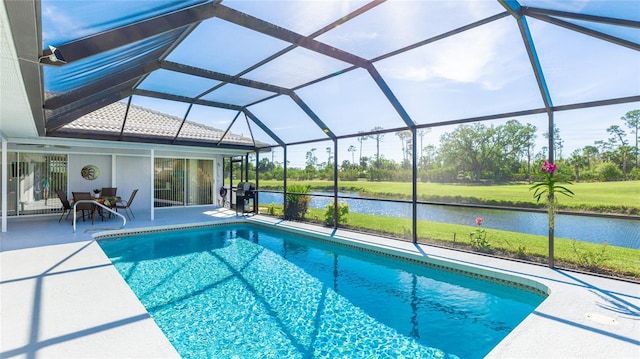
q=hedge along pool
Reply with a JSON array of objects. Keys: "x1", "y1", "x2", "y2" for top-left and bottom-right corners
[{"x1": 97, "y1": 223, "x2": 547, "y2": 358}]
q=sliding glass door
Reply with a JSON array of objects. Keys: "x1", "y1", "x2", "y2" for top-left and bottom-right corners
[
  {"x1": 2, "y1": 152, "x2": 68, "y2": 216},
  {"x1": 154, "y1": 158, "x2": 213, "y2": 207}
]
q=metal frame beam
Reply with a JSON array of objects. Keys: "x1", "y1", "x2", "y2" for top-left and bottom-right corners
[
  {"x1": 523, "y1": 7, "x2": 640, "y2": 28},
  {"x1": 213, "y1": 5, "x2": 371, "y2": 68},
  {"x1": 46, "y1": 89, "x2": 134, "y2": 132},
  {"x1": 517, "y1": 16, "x2": 554, "y2": 111},
  {"x1": 133, "y1": 89, "x2": 243, "y2": 111},
  {"x1": 161, "y1": 61, "x2": 290, "y2": 95},
  {"x1": 366, "y1": 64, "x2": 415, "y2": 128},
  {"x1": 44, "y1": 61, "x2": 162, "y2": 110},
  {"x1": 526, "y1": 13, "x2": 640, "y2": 51},
  {"x1": 288, "y1": 92, "x2": 336, "y2": 140},
  {"x1": 242, "y1": 109, "x2": 286, "y2": 147},
  {"x1": 39, "y1": 1, "x2": 222, "y2": 65}
]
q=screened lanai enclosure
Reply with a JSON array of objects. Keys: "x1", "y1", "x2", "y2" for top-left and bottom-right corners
[{"x1": 2, "y1": 0, "x2": 639, "y2": 277}]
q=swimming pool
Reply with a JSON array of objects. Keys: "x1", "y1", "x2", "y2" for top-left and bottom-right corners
[{"x1": 97, "y1": 223, "x2": 546, "y2": 358}]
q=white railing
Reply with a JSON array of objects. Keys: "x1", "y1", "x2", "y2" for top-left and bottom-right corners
[{"x1": 72, "y1": 200, "x2": 127, "y2": 233}]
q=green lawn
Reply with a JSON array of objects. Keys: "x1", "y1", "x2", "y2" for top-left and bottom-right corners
[
  {"x1": 256, "y1": 179, "x2": 639, "y2": 278},
  {"x1": 260, "y1": 205, "x2": 640, "y2": 279},
  {"x1": 259, "y1": 180, "x2": 640, "y2": 213}
]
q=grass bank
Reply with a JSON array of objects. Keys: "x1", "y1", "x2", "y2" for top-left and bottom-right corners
[
  {"x1": 259, "y1": 180, "x2": 640, "y2": 215},
  {"x1": 259, "y1": 205, "x2": 640, "y2": 280}
]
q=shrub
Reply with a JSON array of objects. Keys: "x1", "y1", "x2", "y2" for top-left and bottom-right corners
[
  {"x1": 572, "y1": 240, "x2": 609, "y2": 269},
  {"x1": 284, "y1": 185, "x2": 311, "y2": 220},
  {"x1": 267, "y1": 203, "x2": 276, "y2": 215},
  {"x1": 628, "y1": 167, "x2": 640, "y2": 180},
  {"x1": 595, "y1": 162, "x2": 623, "y2": 181},
  {"x1": 324, "y1": 201, "x2": 349, "y2": 226}
]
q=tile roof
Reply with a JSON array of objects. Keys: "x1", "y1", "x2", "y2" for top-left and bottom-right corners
[{"x1": 60, "y1": 101, "x2": 260, "y2": 146}]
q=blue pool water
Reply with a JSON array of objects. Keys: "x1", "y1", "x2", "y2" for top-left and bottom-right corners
[{"x1": 98, "y1": 224, "x2": 546, "y2": 358}]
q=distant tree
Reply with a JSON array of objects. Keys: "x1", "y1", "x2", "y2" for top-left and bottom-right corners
[
  {"x1": 417, "y1": 129, "x2": 429, "y2": 156},
  {"x1": 582, "y1": 145, "x2": 599, "y2": 170},
  {"x1": 596, "y1": 162, "x2": 624, "y2": 181},
  {"x1": 325, "y1": 146, "x2": 333, "y2": 168},
  {"x1": 607, "y1": 125, "x2": 630, "y2": 179},
  {"x1": 420, "y1": 144, "x2": 437, "y2": 170},
  {"x1": 522, "y1": 123, "x2": 537, "y2": 182},
  {"x1": 439, "y1": 123, "x2": 496, "y2": 182},
  {"x1": 495, "y1": 120, "x2": 536, "y2": 181},
  {"x1": 305, "y1": 148, "x2": 318, "y2": 168},
  {"x1": 395, "y1": 130, "x2": 412, "y2": 163},
  {"x1": 258, "y1": 157, "x2": 275, "y2": 173},
  {"x1": 369, "y1": 126, "x2": 385, "y2": 168},
  {"x1": 438, "y1": 120, "x2": 536, "y2": 182},
  {"x1": 543, "y1": 123, "x2": 564, "y2": 160},
  {"x1": 357, "y1": 132, "x2": 367, "y2": 165},
  {"x1": 347, "y1": 145, "x2": 357, "y2": 164},
  {"x1": 621, "y1": 110, "x2": 639, "y2": 168},
  {"x1": 568, "y1": 149, "x2": 588, "y2": 181},
  {"x1": 360, "y1": 155, "x2": 369, "y2": 170},
  {"x1": 305, "y1": 148, "x2": 318, "y2": 179}
]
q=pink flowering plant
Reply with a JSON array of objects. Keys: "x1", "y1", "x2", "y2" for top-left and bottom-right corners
[
  {"x1": 530, "y1": 160, "x2": 574, "y2": 230},
  {"x1": 470, "y1": 217, "x2": 490, "y2": 251}
]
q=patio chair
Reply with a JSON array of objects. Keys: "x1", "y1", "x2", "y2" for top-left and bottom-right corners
[
  {"x1": 72, "y1": 192, "x2": 98, "y2": 224},
  {"x1": 101, "y1": 187, "x2": 117, "y2": 197},
  {"x1": 56, "y1": 189, "x2": 72, "y2": 222},
  {"x1": 115, "y1": 189, "x2": 138, "y2": 220},
  {"x1": 100, "y1": 187, "x2": 118, "y2": 217}
]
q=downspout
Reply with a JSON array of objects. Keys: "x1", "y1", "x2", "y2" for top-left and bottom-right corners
[
  {"x1": 283, "y1": 145, "x2": 288, "y2": 216},
  {"x1": 2, "y1": 138, "x2": 7, "y2": 232},
  {"x1": 150, "y1": 148, "x2": 155, "y2": 221}
]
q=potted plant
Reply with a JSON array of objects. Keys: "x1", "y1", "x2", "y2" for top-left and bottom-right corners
[{"x1": 93, "y1": 188, "x2": 101, "y2": 198}]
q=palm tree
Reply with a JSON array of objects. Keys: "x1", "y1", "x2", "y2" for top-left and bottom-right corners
[
  {"x1": 621, "y1": 110, "x2": 639, "y2": 167},
  {"x1": 357, "y1": 131, "x2": 367, "y2": 165},
  {"x1": 347, "y1": 145, "x2": 357, "y2": 164},
  {"x1": 370, "y1": 126, "x2": 385, "y2": 168}
]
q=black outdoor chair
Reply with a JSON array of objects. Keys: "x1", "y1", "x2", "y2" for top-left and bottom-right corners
[{"x1": 56, "y1": 189, "x2": 72, "y2": 222}]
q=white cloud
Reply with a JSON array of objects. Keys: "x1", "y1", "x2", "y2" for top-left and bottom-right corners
[
  {"x1": 379, "y1": 15, "x2": 535, "y2": 92},
  {"x1": 41, "y1": 4, "x2": 94, "y2": 44},
  {"x1": 385, "y1": 24, "x2": 505, "y2": 86}
]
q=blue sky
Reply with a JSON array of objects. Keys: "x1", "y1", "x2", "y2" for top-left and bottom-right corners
[{"x1": 41, "y1": 0, "x2": 640, "y2": 165}]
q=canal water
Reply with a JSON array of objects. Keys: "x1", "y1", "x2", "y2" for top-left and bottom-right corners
[{"x1": 257, "y1": 192, "x2": 640, "y2": 249}]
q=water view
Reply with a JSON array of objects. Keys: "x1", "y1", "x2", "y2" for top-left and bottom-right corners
[{"x1": 257, "y1": 192, "x2": 640, "y2": 250}]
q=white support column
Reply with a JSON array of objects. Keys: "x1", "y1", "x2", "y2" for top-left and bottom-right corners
[
  {"x1": 111, "y1": 154, "x2": 117, "y2": 186},
  {"x1": 150, "y1": 149, "x2": 155, "y2": 221},
  {"x1": 2, "y1": 139, "x2": 7, "y2": 232}
]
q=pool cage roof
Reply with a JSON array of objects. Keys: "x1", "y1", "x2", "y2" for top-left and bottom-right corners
[{"x1": 6, "y1": 0, "x2": 640, "y2": 152}]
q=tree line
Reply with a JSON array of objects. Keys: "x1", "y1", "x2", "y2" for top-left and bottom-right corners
[{"x1": 253, "y1": 110, "x2": 639, "y2": 183}]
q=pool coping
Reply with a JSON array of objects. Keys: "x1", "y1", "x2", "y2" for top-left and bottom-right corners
[
  {"x1": 95, "y1": 219, "x2": 549, "y2": 298},
  {"x1": 92, "y1": 215, "x2": 640, "y2": 358}
]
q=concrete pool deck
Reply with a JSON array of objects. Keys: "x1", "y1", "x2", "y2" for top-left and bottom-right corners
[{"x1": 1, "y1": 206, "x2": 638, "y2": 358}]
